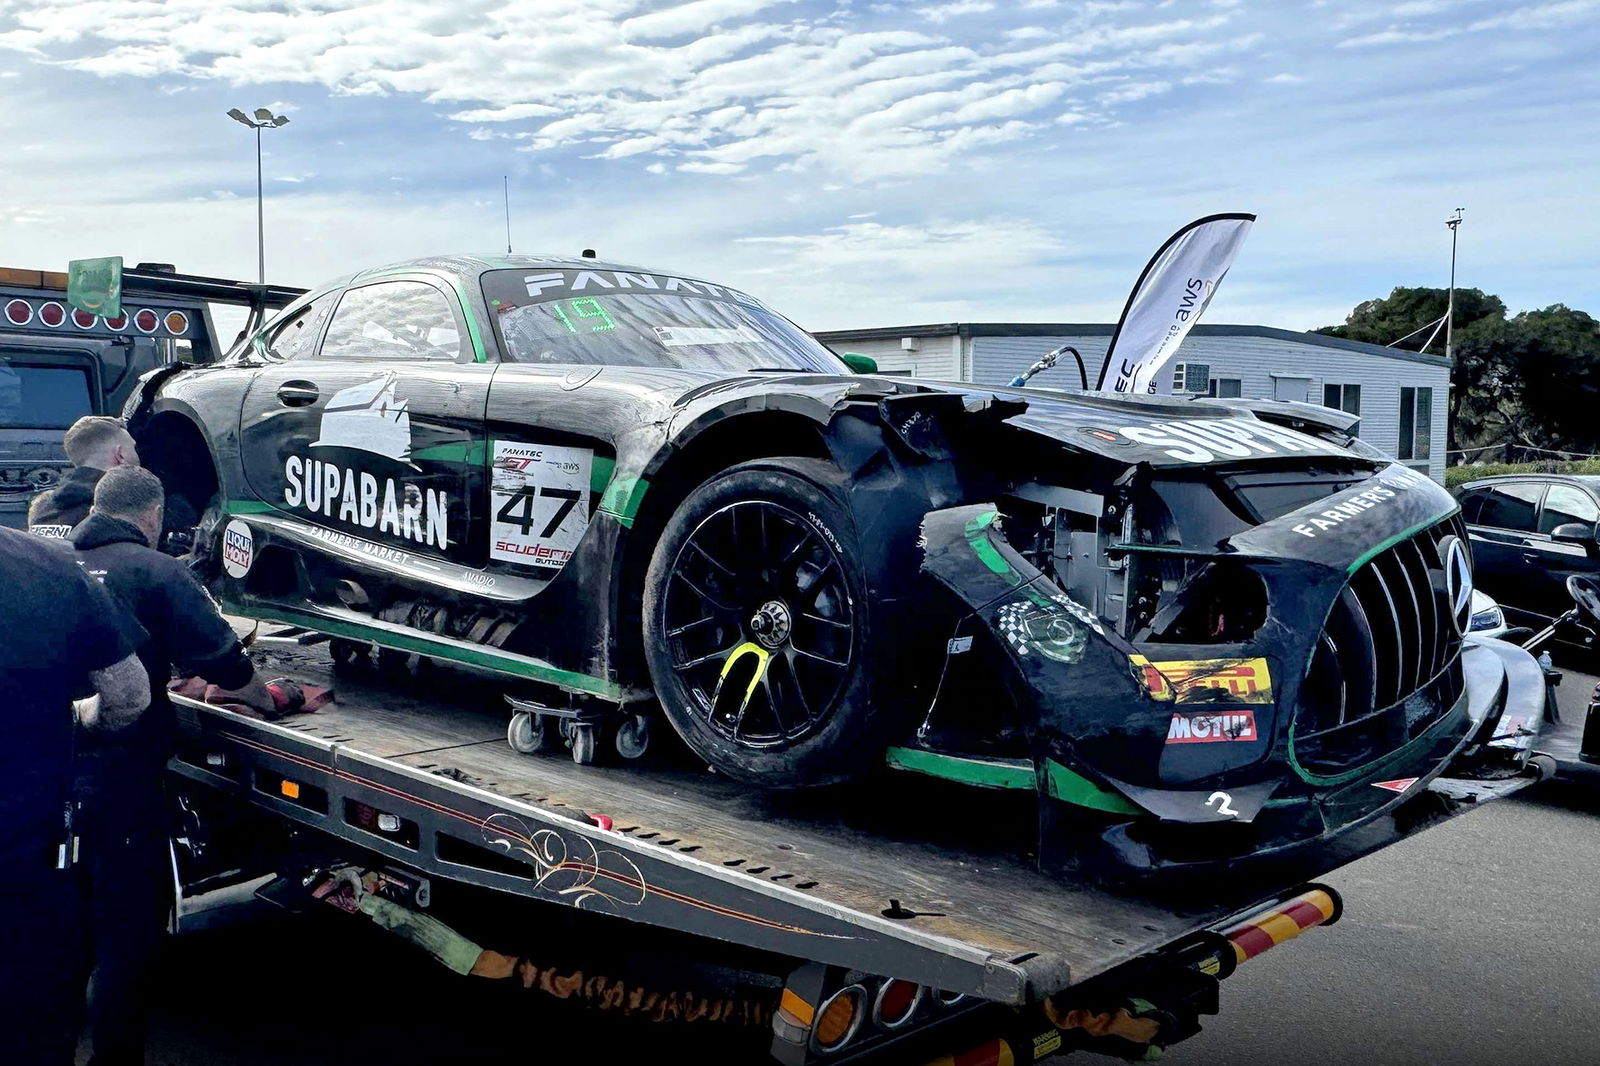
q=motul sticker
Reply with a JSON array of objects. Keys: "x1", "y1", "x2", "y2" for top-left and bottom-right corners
[
  {"x1": 1166, "y1": 710, "x2": 1258, "y2": 744},
  {"x1": 1141, "y1": 657, "x2": 1273, "y2": 704},
  {"x1": 490, "y1": 440, "x2": 592, "y2": 569},
  {"x1": 1372, "y1": 778, "x2": 1419, "y2": 794},
  {"x1": 221, "y1": 519, "x2": 254, "y2": 578}
]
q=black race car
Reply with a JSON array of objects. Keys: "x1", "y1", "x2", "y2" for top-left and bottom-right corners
[{"x1": 126, "y1": 253, "x2": 1540, "y2": 874}]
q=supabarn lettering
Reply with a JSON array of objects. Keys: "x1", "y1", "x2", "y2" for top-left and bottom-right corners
[{"x1": 284, "y1": 455, "x2": 448, "y2": 549}]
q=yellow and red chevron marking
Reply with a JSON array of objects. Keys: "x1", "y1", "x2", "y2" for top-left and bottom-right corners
[
  {"x1": 918, "y1": 1037, "x2": 1016, "y2": 1066},
  {"x1": 1223, "y1": 887, "x2": 1339, "y2": 965}
]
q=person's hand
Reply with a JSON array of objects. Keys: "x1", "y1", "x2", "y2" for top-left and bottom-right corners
[
  {"x1": 218, "y1": 676, "x2": 278, "y2": 717},
  {"x1": 73, "y1": 694, "x2": 101, "y2": 728}
]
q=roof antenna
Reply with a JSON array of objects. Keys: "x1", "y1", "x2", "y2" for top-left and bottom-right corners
[
  {"x1": 503, "y1": 176, "x2": 513, "y2": 255},
  {"x1": 581, "y1": 248, "x2": 597, "y2": 259}
]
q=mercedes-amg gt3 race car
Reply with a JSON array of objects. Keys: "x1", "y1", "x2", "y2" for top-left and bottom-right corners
[{"x1": 125, "y1": 253, "x2": 1540, "y2": 875}]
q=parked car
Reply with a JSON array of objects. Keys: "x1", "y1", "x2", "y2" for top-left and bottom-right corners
[
  {"x1": 1456, "y1": 474, "x2": 1600, "y2": 653},
  {"x1": 124, "y1": 253, "x2": 1539, "y2": 875},
  {"x1": 1467, "y1": 589, "x2": 1511, "y2": 639}
]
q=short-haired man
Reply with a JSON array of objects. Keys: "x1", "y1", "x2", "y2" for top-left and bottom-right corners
[
  {"x1": 69, "y1": 466, "x2": 269, "y2": 1064},
  {"x1": 29, "y1": 415, "x2": 141, "y2": 538}
]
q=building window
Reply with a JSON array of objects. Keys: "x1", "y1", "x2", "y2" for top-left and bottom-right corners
[
  {"x1": 1207, "y1": 378, "x2": 1242, "y2": 398},
  {"x1": 1322, "y1": 383, "x2": 1361, "y2": 415},
  {"x1": 1398, "y1": 386, "x2": 1432, "y2": 461}
]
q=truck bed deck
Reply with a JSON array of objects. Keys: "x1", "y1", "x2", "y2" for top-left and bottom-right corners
[{"x1": 169, "y1": 637, "x2": 1533, "y2": 1006}]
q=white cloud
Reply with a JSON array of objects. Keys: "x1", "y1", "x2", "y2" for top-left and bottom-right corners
[
  {"x1": 0, "y1": 0, "x2": 1255, "y2": 182},
  {"x1": 1263, "y1": 71, "x2": 1305, "y2": 84}
]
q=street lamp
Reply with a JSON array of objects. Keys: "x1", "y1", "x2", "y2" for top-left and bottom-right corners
[
  {"x1": 1444, "y1": 207, "x2": 1463, "y2": 362},
  {"x1": 226, "y1": 107, "x2": 291, "y2": 284}
]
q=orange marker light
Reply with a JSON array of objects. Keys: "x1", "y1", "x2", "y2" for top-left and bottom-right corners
[
  {"x1": 280, "y1": 779, "x2": 301, "y2": 800},
  {"x1": 813, "y1": 985, "x2": 866, "y2": 1053}
]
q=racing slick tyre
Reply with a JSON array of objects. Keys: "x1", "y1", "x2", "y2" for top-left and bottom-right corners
[{"x1": 643, "y1": 458, "x2": 877, "y2": 788}]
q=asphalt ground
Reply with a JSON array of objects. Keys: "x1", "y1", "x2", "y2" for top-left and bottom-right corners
[{"x1": 129, "y1": 676, "x2": 1600, "y2": 1066}]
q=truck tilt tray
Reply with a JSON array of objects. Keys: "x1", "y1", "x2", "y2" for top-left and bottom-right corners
[{"x1": 167, "y1": 637, "x2": 1540, "y2": 1064}]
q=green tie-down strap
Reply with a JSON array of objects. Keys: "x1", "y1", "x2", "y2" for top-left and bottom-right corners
[{"x1": 356, "y1": 892, "x2": 483, "y2": 975}]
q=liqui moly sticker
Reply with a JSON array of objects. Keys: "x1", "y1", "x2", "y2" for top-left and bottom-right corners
[
  {"x1": 1166, "y1": 710, "x2": 1258, "y2": 744},
  {"x1": 222, "y1": 519, "x2": 254, "y2": 578}
]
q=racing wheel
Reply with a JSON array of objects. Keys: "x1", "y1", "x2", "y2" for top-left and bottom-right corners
[{"x1": 1566, "y1": 575, "x2": 1600, "y2": 623}]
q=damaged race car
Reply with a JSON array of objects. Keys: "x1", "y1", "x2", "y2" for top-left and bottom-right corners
[{"x1": 124, "y1": 253, "x2": 1545, "y2": 875}]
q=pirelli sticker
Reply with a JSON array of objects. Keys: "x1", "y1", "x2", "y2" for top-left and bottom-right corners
[{"x1": 1135, "y1": 656, "x2": 1273, "y2": 704}]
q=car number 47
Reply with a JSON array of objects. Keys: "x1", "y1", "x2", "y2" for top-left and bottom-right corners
[{"x1": 496, "y1": 486, "x2": 582, "y2": 537}]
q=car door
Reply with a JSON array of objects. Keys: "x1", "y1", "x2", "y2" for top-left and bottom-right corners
[
  {"x1": 237, "y1": 276, "x2": 492, "y2": 567},
  {"x1": 1529, "y1": 482, "x2": 1600, "y2": 621},
  {"x1": 1465, "y1": 480, "x2": 1547, "y2": 626}
]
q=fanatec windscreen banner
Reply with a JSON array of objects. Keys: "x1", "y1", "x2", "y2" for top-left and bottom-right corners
[{"x1": 1096, "y1": 212, "x2": 1256, "y2": 395}]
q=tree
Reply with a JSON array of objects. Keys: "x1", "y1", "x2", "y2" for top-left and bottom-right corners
[
  {"x1": 1505, "y1": 306, "x2": 1600, "y2": 453},
  {"x1": 1317, "y1": 287, "x2": 1512, "y2": 453}
]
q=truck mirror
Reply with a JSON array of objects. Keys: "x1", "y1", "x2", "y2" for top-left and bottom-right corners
[{"x1": 840, "y1": 352, "x2": 878, "y2": 375}]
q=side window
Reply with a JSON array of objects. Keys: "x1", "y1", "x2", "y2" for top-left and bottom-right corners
[
  {"x1": 1476, "y1": 483, "x2": 1545, "y2": 532},
  {"x1": 263, "y1": 293, "x2": 337, "y2": 361},
  {"x1": 319, "y1": 281, "x2": 466, "y2": 362},
  {"x1": 1457, "y1": 490, "x2": 1485, "y2": 524},
  {"x1": 1539, "y1": 484, "x2": 1599, "y2": 534}
]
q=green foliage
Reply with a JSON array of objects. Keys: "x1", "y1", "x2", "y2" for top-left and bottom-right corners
[
  {"x1": 1445, "y1": 459, "x2": 1600, "y2": 491},
  {"x1": 1319, "y1": 288, "x2": 1600, "y2": 457}
]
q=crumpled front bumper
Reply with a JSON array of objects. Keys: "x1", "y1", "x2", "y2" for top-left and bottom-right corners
[{"x1": 917, "y1": 502, "x2": 1546, "y2": 879}]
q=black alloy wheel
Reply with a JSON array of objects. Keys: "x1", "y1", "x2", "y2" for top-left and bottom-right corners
[
  {"x1": 666, "y1": 498, "x2": 854, "y2": 745},
  {"x1": 643, "y1": 459, "x2": 881, "y2": 787}
]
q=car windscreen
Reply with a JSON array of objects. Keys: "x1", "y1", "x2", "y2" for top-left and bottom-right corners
[
  {"x1": 0, "y1": 358, "x2": 93, "y2": 428},
  {"x1": 482, "y1": 268, "x2": 846, "y2": 373}
]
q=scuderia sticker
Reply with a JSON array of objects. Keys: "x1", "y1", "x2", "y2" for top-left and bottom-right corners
[{"x1": 490, "y1": 441, "x2": 592, "y2": 568}]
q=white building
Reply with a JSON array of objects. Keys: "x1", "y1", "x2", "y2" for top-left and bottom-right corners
[{"x1": 815, "y1": 322, "x2": 1452, "y2": 483}]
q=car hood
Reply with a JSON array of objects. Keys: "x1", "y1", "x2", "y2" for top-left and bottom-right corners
[{"x1": 668, "y1": 371, "x2": 1367, "y2": 470}]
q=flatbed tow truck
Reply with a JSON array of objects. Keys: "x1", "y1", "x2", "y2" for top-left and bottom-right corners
[{"x1": 165, "y1": 627, "x2": 1542, "y2": 1065}]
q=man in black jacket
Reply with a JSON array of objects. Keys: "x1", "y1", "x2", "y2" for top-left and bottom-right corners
[
  {"x1": 28, "y1": 415, "x2": 140, "y2": 538},
  {"x1": 69, "y1": 466, "x2": 269, "y2": 1065},
  {"x1": 0, "y1": 526, "x2": 148, "y2": 1066}
]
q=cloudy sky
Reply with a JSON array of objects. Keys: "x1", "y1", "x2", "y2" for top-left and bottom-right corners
[{"x1": 1, "y1": 0, "x2": 1595, "y2": 334}]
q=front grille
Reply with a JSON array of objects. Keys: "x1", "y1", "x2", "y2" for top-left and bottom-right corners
[{"x1": 1296, "y1": 516, "x2": 1467, "y2": 774}]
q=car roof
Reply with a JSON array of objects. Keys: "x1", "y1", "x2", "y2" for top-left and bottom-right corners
[{"x1": 349, "y1": 253, "x2": 722, "y2": 287}]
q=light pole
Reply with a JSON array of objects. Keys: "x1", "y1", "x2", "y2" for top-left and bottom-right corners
[
  {"x1": 1444, "y1": 207, "x2": 1463, "y2": 361},
  {"x1": 227, "y1": 107, "x2": 290, "y2": 284}
]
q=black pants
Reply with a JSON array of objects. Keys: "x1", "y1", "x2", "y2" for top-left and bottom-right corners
[
  {"x1": 0, "y1": 846, "x2": 84, "y2": 1066},
  {"x1": 78, "y1": 825, "x2": 169, "y2": 1066}
]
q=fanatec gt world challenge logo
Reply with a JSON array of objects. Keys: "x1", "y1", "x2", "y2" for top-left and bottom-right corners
[{"x1": 280, "y1": 374, "x2": 450, "y2": 549}]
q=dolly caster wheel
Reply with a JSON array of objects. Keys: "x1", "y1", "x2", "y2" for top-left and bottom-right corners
[
  {"x1": 330, "y1": 638, "x2": 370, "y2": 670},
  {"x1": 571, "y1": 723, "x2": 600, "y2": 766},
  {"x1": 507, "y1": 711, "x2": 554, "y2": 755},
  {"x1": 615, "y1": 714, "x2": 650, "y2": 760}
]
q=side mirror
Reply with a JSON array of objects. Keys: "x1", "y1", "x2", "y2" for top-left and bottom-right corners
[
  {"x1": 1549, "y1": 522, "x2": 1597, "y2": 545},
  {"x1": 840, "y1": 352, "x2": 878, "y2": 375}
]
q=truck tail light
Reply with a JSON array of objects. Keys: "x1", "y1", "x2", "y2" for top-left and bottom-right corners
[
  {"x1": 812, "y1": 984, "x2": 867, "y2": 1053},
  {"x1": 874, "y1": 979, "x2": 923, "y2": 1029}
]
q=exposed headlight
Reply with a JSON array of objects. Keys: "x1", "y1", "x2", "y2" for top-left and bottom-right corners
[{"x1": 1468, "y1": 605, "x2": 1504, "y2": 632}]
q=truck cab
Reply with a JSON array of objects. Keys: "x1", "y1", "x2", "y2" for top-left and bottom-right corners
[{"x1": 0, "y1": 263, "x2": 298, "y2": 527}]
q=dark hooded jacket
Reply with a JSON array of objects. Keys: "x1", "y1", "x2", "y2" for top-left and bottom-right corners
[
  {"x1": 28, "y1": 465, "x2": 102, "y2": 538},
  {"x1": 69, "y1": 511, "x2": 253, "y2": 826}
]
